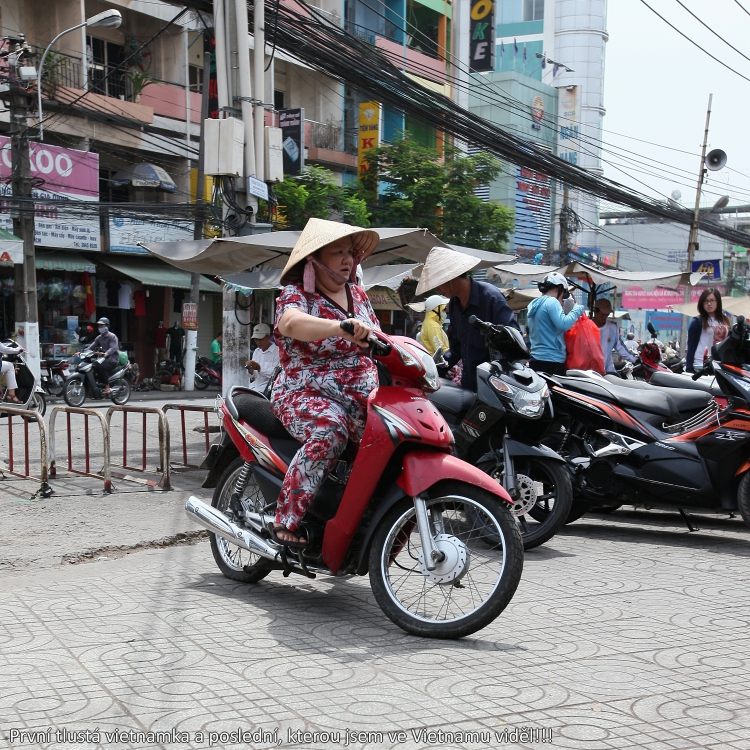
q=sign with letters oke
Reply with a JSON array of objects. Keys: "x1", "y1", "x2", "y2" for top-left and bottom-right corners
[
  {"x1": 358, "y1": 102, "x2": 380, "y2": 179},
  {"x1": 470, "y1": 0, "x2": 494, "y2": 73}
]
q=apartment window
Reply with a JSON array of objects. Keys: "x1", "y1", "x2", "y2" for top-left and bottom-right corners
[
  {"x1": 523, "y1": 0, "x2": 544, "y2": 21},
  {"x1": 188, "y1": 64, "x2": 202, "y2": 93},
  {"x1": 274, "y1": 90, "x2": 285, "y2": 110},
  {"x1": 87, "y1": 36, "x2": 126, "y2": 98}
]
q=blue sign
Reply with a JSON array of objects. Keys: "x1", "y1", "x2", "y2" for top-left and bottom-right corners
[{"x1": 691, "y1": 259, "x2": 721, "y2": 281}]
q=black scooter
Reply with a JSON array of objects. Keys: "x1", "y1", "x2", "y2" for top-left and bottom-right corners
[
  {"x1": 426, "y1": 316, "x2": 572, "y2": 550},
  {"x1": 543, "y1": 317, "x2": 750, "y2": 529},
  {"x1": 62, "y1": 349, "x2": 131, "y2": 407}
]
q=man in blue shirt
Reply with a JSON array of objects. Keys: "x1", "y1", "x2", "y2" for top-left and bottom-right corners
[{"x1": 415, "y1": 246, "x2": 519, "y2": 391}]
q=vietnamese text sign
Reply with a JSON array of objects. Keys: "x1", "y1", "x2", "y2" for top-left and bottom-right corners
[
  {"x1": 358, "y1": 102, "x2": 380, "y2": 179},
  {"x1": 0, "y1": 135, "x2": 100, "y2": 250},
  {"x1": 108, "y1": 216, "x2": 193, "y2": 254},
  {"x1": 470, "y1": 0, "x2": 494, "y2": 72}
]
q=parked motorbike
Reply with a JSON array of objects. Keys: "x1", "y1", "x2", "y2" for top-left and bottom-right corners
[
  {"x1": 427, "y1": 316, "x2": 572, "y2": 550},
  {"x1": 194, "y1": 356, "x2": 221, "y2": 390},
  {"x1": 185, "y1": 322, "x2": 523, "y2": 639},
  {"x1": 62, "y1": 349, "x2": 131, "y2": 407},
  {"x1": 631, "y1": 323, "x2": 676, "y2": 381},
  {"x1": 40, "y1": 357, "x2": 69, "y2": 397},
  {"x1": 0, "y1": 338, "x2": 46, "y2": 414},
  {"x1": 543, "y1": 316, "x2": 750, "y2": 528}
]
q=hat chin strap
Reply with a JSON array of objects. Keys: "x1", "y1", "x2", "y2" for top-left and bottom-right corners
[{"x1": 303, "y1": 257, "x2": 352, "y2": 293}]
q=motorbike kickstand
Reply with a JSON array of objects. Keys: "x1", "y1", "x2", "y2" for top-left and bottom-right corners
[{"x1": 678, "y1": 508, "x2": 699, "y2": 532}]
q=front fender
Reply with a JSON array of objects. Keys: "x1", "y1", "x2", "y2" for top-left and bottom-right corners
[
  {"x1": 505, "y1": 438, "x2": 566, "y2": 463},
  {"x1": 396, "y1": 450, "x2": 513, "y2": 505}
]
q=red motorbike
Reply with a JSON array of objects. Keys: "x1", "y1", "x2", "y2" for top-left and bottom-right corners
[{"x1": 186, "y1": 323, "x2": 523, "y2": 638}]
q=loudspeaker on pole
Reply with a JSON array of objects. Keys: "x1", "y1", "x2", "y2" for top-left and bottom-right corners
[{"x1": 705, "y1": 149, "x2": 727, "y2": 171}]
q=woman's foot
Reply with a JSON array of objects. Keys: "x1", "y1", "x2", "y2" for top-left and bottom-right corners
[
  {"x1": 268, "y1": 523, "x2": 307, "y2": 548},
  {"x1": 5, "y1": 393, "x2": 21, "y2": 403}
]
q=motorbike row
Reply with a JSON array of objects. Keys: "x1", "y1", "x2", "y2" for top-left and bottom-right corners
[{"x1": 185, "y1": 315, "x2": 750, "y2": 640}]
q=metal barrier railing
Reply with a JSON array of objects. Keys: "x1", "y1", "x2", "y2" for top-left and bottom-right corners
[
  {"x1": 105, "y1": 405, "x2": 171, "y2": 490},
  {"x1": 0, "y1": 404, "x2": 52, "y2": 497},
  {"x1": 48, "y1": 406, "x2": 112, "y2": 493},
  {"x1": 162, "y1": 404, "x2": 216, "y2": 469}
]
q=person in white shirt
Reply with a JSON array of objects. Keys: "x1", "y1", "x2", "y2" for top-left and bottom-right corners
[
  {"x1": 592, "y1": 299, "x2": 636, "y2": 375},
  {"x1": 245, "y1": 323, "x2": 280, "y2": 394}
]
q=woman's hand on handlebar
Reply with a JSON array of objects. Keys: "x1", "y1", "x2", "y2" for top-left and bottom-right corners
[{"x1": 339, "y1": 319, "x2": 374, "y2": 349}]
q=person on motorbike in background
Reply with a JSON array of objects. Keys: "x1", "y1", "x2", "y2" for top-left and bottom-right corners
[
  {"x1": 89, "y1": 317, "x2": 120, "y2": 396},
  {"x1": 269, "y1": 218, "x2": 380, "y2": 547},
  {"x1": 0, "y1": 339, "x2": 20, "y2": 402},
  {"x1": 526, "y1": 272, "x2": 585, "y2": 375},
  {"x1": 415, "y1": 246, "x2": 519, "y2": 391},
  {"x1": 416, "y1": 294, "x2": 450, "y2": 356}
]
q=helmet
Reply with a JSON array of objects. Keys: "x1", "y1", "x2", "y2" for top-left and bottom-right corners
[
  {"x1": 424, "y1": 294, "x2": 449, "y2": 312},
  {"x1": 96, "y1": 317, "x2": 110, "y2": 326},
  {"x1": 626, "y1": 332, "x2": 635, "y2": 340},
  {"x1": 538, "y1": 272, "x2": 570, "y2": 298}
]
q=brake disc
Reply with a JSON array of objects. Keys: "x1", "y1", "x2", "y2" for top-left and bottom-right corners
[{"x1": 510, "y1": 473, "x2": 537, "y2": 517}]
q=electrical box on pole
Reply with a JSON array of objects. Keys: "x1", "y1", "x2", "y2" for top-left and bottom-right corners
[
  {"x1": 265, "y1": 126, "x2": 284, "y2": 183},
  {"x1": 203, "y1": 117, "x2": 245, "y2": 176}
]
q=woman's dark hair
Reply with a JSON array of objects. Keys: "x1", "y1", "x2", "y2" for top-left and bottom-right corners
[{"x1": 697, "y1": 287, "x2": 730, "y2": 329}]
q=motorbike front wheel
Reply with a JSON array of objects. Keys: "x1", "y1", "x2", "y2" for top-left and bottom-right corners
[
  {"x1": 63, "y1": 377, "x2": 86, "y2": 407},
  {"x1": 110, "y1": 378, "x2": 131, "y2": 405},
  {"x1": 478, "y1": 456, "x2": 572, "y2": 550},
  {"x1": 368, "y1": 482, "x2": 523, "y2": 639},
  {"x1": 210, "y1": 457, "x2": 274, "y2": 583}
]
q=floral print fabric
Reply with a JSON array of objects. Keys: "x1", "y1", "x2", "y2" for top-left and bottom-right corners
[{"x1": 271, "y1": 282, "x2": 380, "y2": 530}]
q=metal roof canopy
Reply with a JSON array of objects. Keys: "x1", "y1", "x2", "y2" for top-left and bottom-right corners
[
  {"x1": 142, "y1": 228, "x2": 515, "y2": 275},
  {"x1": 99, "y1": 257, "x2": 222, "y2": 293},
  {"x1": 35, "y1": 252, "x2": 96, "y2": 274}
]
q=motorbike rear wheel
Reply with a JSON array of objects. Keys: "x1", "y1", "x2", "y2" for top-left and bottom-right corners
[
  {"x1": 210, "y1": 457, "x2": 274, "y2": 583},
  {"x1": 110, "y1": 378, "x2": 131, "y2": 405},
  {"x1": 737, "y1": 472, "x2": 750, "y2": 530},
  {"x1": 195, "y1": 373, "x2": 209, "y2": 390},
  {"x1": 32, "y1": 392, "x2": 46, "y2": 416},
  {"x1": 368, "y1": 482, "x2": 523, "y2": 639},
  {"x1": 47, "y1": 373, "x2": 65, "y2": 397},
  {"x1": 63, "y1": 378, "x2": 86, "y2": 408}
]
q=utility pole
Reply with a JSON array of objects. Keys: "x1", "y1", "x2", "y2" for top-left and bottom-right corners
[
  {"x1": 6, "y1": 41, "x2": 41, "y2": 380},
  {"x1": 558, "y1": 184, "x2": 570, "y2": 266},
  {"x1": 680, "y1": 93, "x2": 712, "y2": 353}
]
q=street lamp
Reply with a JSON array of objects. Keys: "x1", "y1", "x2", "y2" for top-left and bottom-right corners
[{"x1": 37, "y1": 9, "x2": 122, "y2": 141}]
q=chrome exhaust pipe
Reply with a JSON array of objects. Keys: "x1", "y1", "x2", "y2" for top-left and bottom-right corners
[{"x1": 185, "y1": 496, "x2": 280, "y2": 560}]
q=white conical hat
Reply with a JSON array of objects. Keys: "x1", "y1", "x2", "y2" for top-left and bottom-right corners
[
  {"x1": 415, "y1": 246, "x2": 481, "y2": 295},
  {"x1": 279, "y1": 218, "x2": 379, "y2": 284}
]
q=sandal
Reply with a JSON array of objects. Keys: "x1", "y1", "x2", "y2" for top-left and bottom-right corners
[
  {"x1": 5, "y1": 395, "x2": 21, "y2": 403},
  {"x1": 266, "y1": 523, "x2": 307, "y2": 549}
]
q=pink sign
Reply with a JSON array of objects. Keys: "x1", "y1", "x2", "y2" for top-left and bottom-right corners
[
  {"x1": 0, "y1": 136, "x2": 100, "y2": 250},
  {"x1": 621, "y1": 285, "x2": 726, "y2": 309}
]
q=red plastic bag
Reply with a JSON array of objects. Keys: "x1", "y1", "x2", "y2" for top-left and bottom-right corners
[{"x1": 565, "y1": 315, "x2": 605, "y2": 374}]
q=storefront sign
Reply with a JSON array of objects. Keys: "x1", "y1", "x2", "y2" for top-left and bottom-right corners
[
  {"x1": 512, "y1": 165, "x2": 552, "y2": 258},
  {"x1": 182, "y1": 302, "x2": 198, "y2": 331},
  {"x1": 279, "y1": 108, "x2": 304, "y2": 176},
  {"x1": 108, "y1": 216, "x2": 193, "y2": 254},
  {"x1": 367, "y1": 287, "x2": 402, "y2": 311},
  {"x1": 0, "y1": 136, "x2": 100, "y2": 250},
  {"x1": 621, "y1": 284, "x2": 726, "y2": 309},
  {"x1": 0, "y1": 228, "x2": 22, "y2": 265},
  {"x1": 469, "y1": 0, "x2": 494, "y2": 72},
  {"x1": 692, "y1": 258, "x2": 721, "y2": 281},
  {"x1": 358, "y1": 102, "x2": 380, "y2": 179},
  {"x1": 558, "y1": 86, "x2": 580, "y2": 166}
]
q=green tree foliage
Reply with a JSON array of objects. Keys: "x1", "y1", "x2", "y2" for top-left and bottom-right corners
[
  {"x1": 360, "y1": 137, "x2": 514, "y2": 250},
  {"x1": 271, "y1": 166, "x2": 370, "y2": 229}
]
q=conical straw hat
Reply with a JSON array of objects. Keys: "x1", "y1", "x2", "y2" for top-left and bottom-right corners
[
  {"x1": 415, "y1": 246, "x2": 481, "y2": 295},
  {"x1": 280, "y1": 218, "x2": 380, "y2": 284}
]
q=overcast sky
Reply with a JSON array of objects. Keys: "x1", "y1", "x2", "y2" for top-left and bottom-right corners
[{"x1": 602, "y1": 0, "x2": 750, "y2": 213}]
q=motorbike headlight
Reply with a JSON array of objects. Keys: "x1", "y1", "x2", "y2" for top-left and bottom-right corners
[
  {"x1": 420, "y1": 351, "x2": 440, "y2": 392},
  {"x1": 511, "y1": 388, "x2": 546, "y2": 417}
]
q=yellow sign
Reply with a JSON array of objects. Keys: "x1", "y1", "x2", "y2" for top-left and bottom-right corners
[{"x1": 358, "y1": 101, "x2": 380, "y2": 178}]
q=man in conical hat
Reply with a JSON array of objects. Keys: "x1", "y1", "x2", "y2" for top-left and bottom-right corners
[
  {"x1": 415, "y1": 245, "x2": 518, "y2": 390},
  {"x1": 269, "y1": 218, "x2": 381, "y2": 547}
]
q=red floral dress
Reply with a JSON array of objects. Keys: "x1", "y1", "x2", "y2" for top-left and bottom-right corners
[{"x1": 271, "y1": 282, "x2": 380, "y2": 531}]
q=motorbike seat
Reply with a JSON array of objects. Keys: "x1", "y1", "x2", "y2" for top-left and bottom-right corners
[
  {"x1": 649, "y1": 371, "x2": 723, "y2": 397},
  {"x1": 555, "y1": 374, "x2": 682, "y2": 418},
  {"x1": 603, "y1": 374, "x2": 715, "y2": 415},
  {"x1": 427, "y1": 380, "x2": 477, "y2": 420}
]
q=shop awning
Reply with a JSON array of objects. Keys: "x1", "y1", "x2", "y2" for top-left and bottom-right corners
[
  {"x1": 99, "y1": 258, "x2": 222, "y2": 293},
  {"x1": 35, "y1": 252, "x2": 96, "y2": 273}
]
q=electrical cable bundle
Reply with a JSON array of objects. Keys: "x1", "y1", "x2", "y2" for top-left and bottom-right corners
[{"x1": 256, "y1": 0, "x2": 750, "y2": 248}]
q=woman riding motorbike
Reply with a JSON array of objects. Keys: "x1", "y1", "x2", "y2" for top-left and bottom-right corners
[
  {"x1": 0, "y1": 338, "x2": 20, "y2": 402},
  {"x1": 269, "y1": 218, "x2": 380, "y2": 547}
]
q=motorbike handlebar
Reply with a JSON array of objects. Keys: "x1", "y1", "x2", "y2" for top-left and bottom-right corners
[
  {"x1": 468, "y1": 314, "x2": 492, "y2": 331},
  {"x1": 339, "y1": 319, "x2": 391, "y2": 355}
]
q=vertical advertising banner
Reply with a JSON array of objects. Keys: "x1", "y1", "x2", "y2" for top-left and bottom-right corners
[
  {"x1": 557, "y1": 86, "x2": 580, "y2": 166},
  {"x1": 279, "y1": 108, "x2": 304, "y2": 176},
  {"x1": 469, "y1": 0, "x2": 495, "y2": 73},
  {"x1": 358, "y1": 101, "x2": 380, "y2": 178}
]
